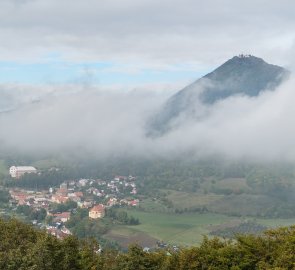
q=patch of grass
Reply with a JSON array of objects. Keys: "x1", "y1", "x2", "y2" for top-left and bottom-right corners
[
  {"x1": 121, "y1": 210, "x2": 233, "y2": 246},
  {"x1": 108, "y1": 210, "x2": 295, "y2": 247},
  {"x1": 207, "y1": 194, "x2": 280, "y2": 217},
  {"x1": 138, "y1": 198, "x2": 174, "y2": 213},
  {"x1": 104, "y1": 227, "x2": 158, "y2": 249},
  {"x1": 165, "y1": 190, "x2": 223, "y2": 210},
  {"x1": 214, "y1": 178, "x2": 250, "y2": 192},
  {"x1": 256, "y1": 218, "x2": 295, "y2": 228}
]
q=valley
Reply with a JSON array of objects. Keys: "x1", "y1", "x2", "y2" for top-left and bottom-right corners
[{"x1": 1, "y1": 157, "x2": 295, "y2": 249}]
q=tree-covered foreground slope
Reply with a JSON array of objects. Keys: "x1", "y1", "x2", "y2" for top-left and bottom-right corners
[{"x1": 1, "y1": 218, "x2": 295, "y2": 269}]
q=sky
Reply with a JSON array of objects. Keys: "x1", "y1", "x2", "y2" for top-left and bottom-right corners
[
  {"x1": 0, "y1": 0, "x2": 295, "y2": 88},
  {"x1": 1, "y1": 0, "x2": 295, "y2": 161}
]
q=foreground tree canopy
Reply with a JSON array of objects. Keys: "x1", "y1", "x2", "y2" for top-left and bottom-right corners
[{"x1": 1, "y1": 218, "x2": 295, "y2": 269}]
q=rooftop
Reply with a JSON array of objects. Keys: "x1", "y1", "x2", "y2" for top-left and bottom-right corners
[{"x1": 90, "y1": 204, "x2": 105, "y2": 212}]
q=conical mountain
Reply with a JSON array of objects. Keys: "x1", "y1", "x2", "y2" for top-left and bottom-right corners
[{"x1": 147, "y1": 55, "x2": 289, "y2": 136}]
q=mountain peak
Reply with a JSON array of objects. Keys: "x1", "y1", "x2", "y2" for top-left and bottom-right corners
[
  {"x1": 200, "y1": 55, "x2": 288, "y2": 104},
  {"x1": 147, "y1": 55, "x2": 289, "y2": 136},
  {"x1": 234, "y1": 54, "x2": 261, "y2": 59},
  {"x1": 220, "y1": 55, "x2": 268, "y2": 69},
  {"x1": 216, "y1": 55, "x2": 271, "y2": 70}
]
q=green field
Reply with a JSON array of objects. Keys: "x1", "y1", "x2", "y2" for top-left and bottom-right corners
[
  {"x1": 214, "y1": 178, "x2": 250, "y2": 192},
  {"x1": 139, "y1": 198, "x2": 174, "y2": 213},
  {"x1": 256, "y1": 217, "x2": 295, "y2": 228},
  {"x1": 111, "y1": 211, "x2": 233, "y2": 246},
  {"x1": 105, "y1": 210, "x2": 295, "y2": 247},
  {"x1": 164, "y1": 190, "x2": 223, "y2": 210}
]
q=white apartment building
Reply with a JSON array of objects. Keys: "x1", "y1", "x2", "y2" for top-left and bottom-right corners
[{"x1": 9, "y1": 166, "x2": 37, "y2": 179}]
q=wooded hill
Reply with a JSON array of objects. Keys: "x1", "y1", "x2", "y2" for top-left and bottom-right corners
[{"x1": 1, "y1": 217, "x2": 295, "y2": 269}]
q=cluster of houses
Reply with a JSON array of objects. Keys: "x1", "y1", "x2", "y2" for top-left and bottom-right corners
[{"x1": 8, "y1": 170, "x2": 139, "y2": 239}]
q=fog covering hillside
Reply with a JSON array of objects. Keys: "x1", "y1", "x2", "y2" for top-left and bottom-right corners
[
  {"x1": 147, "y1": 55, "x2": 289, "y2": 135},
  {"x1": 0, "y1": 55, "x2": 294, "y2": 162}
]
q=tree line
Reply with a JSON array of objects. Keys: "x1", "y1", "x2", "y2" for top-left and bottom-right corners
[{"x1": 1, "y1": 217, "x2": 295, "y2": 269}]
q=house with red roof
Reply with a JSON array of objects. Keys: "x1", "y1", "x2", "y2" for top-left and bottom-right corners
[
  {"x1": 51, "y1": 195, "x2": 69, "y2": 204},
  {"x1": 89, "y1": 204, "x2": 105, "y2": 219},
  {"x1": 53, "y1": 212, "x2": 71, "y2": 223},
  {"x1": 128, "y1": 199, "x2": 139, "y2": 207}
]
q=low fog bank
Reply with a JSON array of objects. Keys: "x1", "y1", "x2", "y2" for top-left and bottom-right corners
[{"x1": 1, "y1": 77, "x2": 295, "y2": 162}]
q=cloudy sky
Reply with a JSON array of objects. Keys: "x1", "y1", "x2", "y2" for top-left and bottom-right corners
[
  {"x1": 1, "y1": 0, "x2": 295, "y2": 161},
  {"x1": 0, "y1": 0, "x2": 295, "y2": 87}
]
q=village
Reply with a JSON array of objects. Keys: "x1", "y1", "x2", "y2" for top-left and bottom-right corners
[{"x1": 8, "y1": 166, "x2": 139, "y2": 240}]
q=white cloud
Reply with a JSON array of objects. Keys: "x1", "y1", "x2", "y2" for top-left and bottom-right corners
[
  {"x1": 0, "y1": 77, "x2": 295, "y2": 162},
  {"x1": 0, "y1": 0, "x2": 294, "y2": 68},
  {"x1": 0, "y1": 0, "x2": 295, "y2": 161}
]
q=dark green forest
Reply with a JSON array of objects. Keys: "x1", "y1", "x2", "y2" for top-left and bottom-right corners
[{"x1": 1, "y1": 217, "x2": 295, "y2": 269}]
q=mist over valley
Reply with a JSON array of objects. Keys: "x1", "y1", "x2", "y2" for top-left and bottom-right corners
[{"x1": 1, "y1": 1, "x2": 295, "y2": 264}]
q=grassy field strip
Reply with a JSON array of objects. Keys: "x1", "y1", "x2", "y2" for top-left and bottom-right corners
[
  {"x1": 163, "y1": 225, "x2": 209, "y2": 245},
  {"x1": 256, "y1": 218, "x2": 295, "y2": 228},
  {"x1": 111, "y1": 210, "x2": 295, "y2": 246},
  {"x1": 124, "y1": 211, "x2": 233, "y2": 245},
  {"x1": 164, "y1": 190, "x2": 224, "y2": 210}
]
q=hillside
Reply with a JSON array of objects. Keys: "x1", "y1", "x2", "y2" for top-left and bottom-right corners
[
  {"x1": 147, "y1": 55, "x2": 289, "y2": 135},
  {"x1": 1, "y1": 217, "x2": 295, "y2": 269}
]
